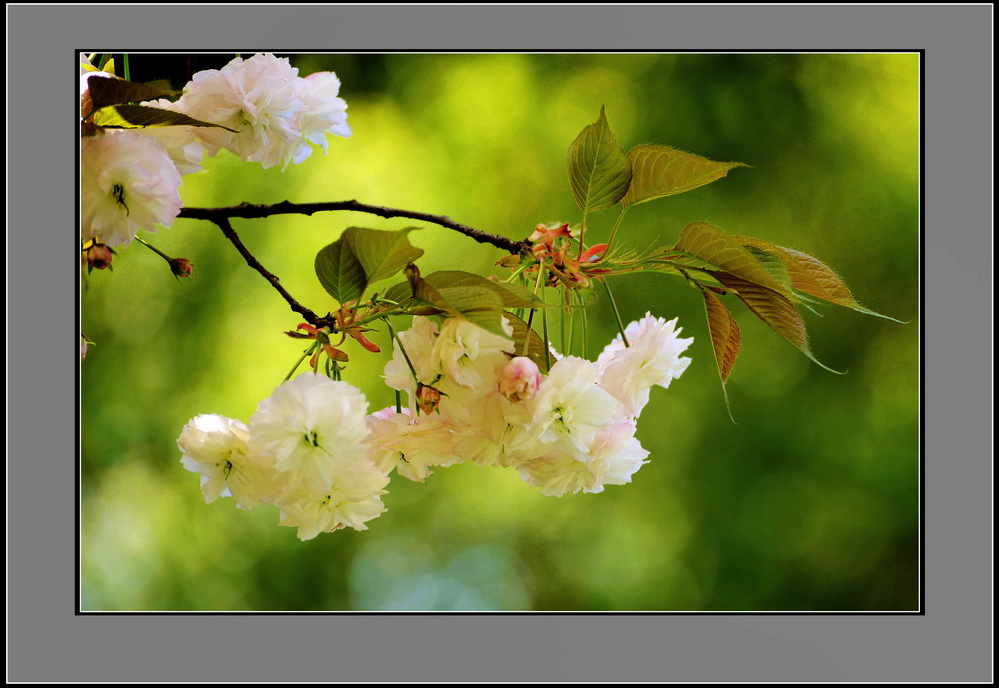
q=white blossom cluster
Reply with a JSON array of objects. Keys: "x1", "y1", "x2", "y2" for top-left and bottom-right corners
[
  {"x1": 81, "y1": 53, "x2": 351, "y2": 247},
  {"x1": 178, "y1": 313, "x2": 693, "y2": 540}
]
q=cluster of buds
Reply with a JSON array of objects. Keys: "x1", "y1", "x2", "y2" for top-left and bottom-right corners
[
  {"x1": 285, "y1": 304, "x2": 383, "y2": 377},
  {"x1": 529, "y1": 222, "x2": 608, "y2": 289},
  {"x1": 331, "y1": 304, "x2": 381, "y2": 354},
  {"x1": 287, "y1": 323, "x2": 350, "y2": 370}
]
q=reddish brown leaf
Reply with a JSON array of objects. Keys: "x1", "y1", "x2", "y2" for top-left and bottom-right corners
[
  {"x1": 710, "y1": 271, "x2": 842, "y2": 373},
  {"x1": 703, "y1": 289, "x2": 741, "y2": 384},
  {"x1": 782, "y1": 247, "x2": 858, "y2": 303},
  {"x1": 732, "y1": 237, "x2": 900, "y2": 321},
  {"x1": 87, "y1": 75, "x2": 178, "y2": 109}
]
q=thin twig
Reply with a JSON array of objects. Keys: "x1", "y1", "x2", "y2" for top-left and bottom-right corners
[
  {"x1": 213, "y1": 217, "x2": 323, "y2": 325},
  {"x1": 180, "y1": 199, "x2": 532, "y2": 255}
]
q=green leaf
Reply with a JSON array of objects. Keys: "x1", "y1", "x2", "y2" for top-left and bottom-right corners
[
  {"x1": 316, "y1": 228, "x2": 425, "y2": 306},
  {"x1": 404, "y1": 264, "x2": 456, "y2": 314},
  {"x1": 315, "y1": 239, "x2": 366, "y2": 304},
  {"x1": 640, "y1": 253, "x2": 724, "y2": 285},
  {"x1": 490, "y1": 280, "x2": 552, "y2": 309},
  {"x1": 89, "y1": 104, "x2": 237, "y2": 131},
  {"x1": 741, "y1": 244, "x2": 793, "y2": 293},
  {"x1": 710, "y1": 271, "x2": 842, "y2": 373},
  {"x1": 436, "y1": 286, "x2": 509, "y2": 338},
  {"x1": 397, "y1": 265, "x2": 511, "y2": 339},
  {"x1": 674, "y1": 222, "x2": 789, "y2": 295},
  {"x1": 566, "y1": 106, "x2": 633, "y2": 213},
  {"x1": 384, "y1": 270, "x2": 551, "y2": 311},
  {"x1": 504, "y1": 312, "x2": 551, "y2": 373},
  {"x1": 381, "y1": 279, "x2": 417, "y2": 306},
  {"x1": 343, "y1": 227, "x2": 424, "y2": 286},
  {"x1": 86, "y1": 75, "x2": 178, "y2": 109},
  {"x1": 621, "y1": 144, "x2": 749, "y2": 207},
  {"x1": 422, "y1": 271, "x2": 550, "y2": 309}
]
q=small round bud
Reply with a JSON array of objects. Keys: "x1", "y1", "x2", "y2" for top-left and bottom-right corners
[
  {"x1": 170, "y1": 258, "x2": 194, "y2": 278},
  {"x1": 498, "y1": 356, "x2": 542, "y2": 402},
  {"x1": 84, "y1": 242, "x2": 115, "y2": 272}
]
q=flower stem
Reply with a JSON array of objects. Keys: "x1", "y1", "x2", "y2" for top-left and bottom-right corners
[
  {"x1": 603, "y1": 280, "x2": 630, "y2": 347},
  {"x1": 135, "y1": 236, "x2": 172, "y2": 263},
  {"x1": 560, "y1": 291, "x2": 567, "y2": 355},
  {"x1": 285, "y1": 344, "x2": 315, "y2": 382},
  {"x1": 568, "y1": 295, "x2": 577, "y2": 357},
  {"x1": 604, "y1": 207, "x2": 629, "y2": 256},
  {"x1": 385, "y1": 318, "x2": 419, "y2": 382},
  {"x1": 542, "y1": 305, "x2": 552, "y2": 370},
  {"x1": 521, "y1": 263, "x2": 546, "y2": 357},
  {"x1": 503, "y1": 262, "x2": 532, "y2": 284}
]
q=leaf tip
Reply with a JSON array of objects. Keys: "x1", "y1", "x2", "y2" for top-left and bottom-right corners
[
  {"x1": 809, "y1": 354, "x2": 847, "y2": 375},
  {"x1": 720, "y1": 382, "x2": 738, "y2": 424}
]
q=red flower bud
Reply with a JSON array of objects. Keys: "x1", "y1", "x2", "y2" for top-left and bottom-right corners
[
  {"x1": 170, "y1": 258, "x2": 194, "y2": 279},
  {"x1": 84, "y1": 242, "x2": 115, "y2": 272},
  {"x1": 348, "y1": 329, "x2": 381, "y2": 353},
  {"x1": 415, "y1": 383, "x2": 444, "y2": 415}
]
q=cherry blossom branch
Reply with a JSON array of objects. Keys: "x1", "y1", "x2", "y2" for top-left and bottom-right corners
[
  {"x1": 212, "y1": 217, "x2": 324, "y2": 325},
  {"x1": 179, "y1": 200, "x2": 532, "y2": 255}
]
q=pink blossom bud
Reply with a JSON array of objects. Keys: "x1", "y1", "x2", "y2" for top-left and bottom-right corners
[
  {"x1": 84, "y1": 242, "x2": 115, "y2": 272},
  {"x1": 80, "y1": 334, "x2": 89, "y2": 361},
  {"x1": 498, "y1": 356, "x2": 542, "y2": 402}
]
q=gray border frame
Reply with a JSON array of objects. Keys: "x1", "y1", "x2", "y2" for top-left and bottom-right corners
[{"x1": 9, "y1": 4, "x2": 991, "y2": 682}]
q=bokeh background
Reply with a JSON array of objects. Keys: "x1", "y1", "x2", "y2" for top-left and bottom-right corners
[{"x1": 80, "y1": 53, "x2": 919, "y2": 611}]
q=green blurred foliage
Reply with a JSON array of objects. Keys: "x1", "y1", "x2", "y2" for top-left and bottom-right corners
[{"x1": 80, "y1": 53, "x2": 919, "y2": 611}]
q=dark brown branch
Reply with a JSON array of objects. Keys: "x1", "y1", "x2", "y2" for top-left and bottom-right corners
[
  {"x1": 179, "y1": 200, "x2": 532, "y2": 255},
  {"x1": 213, "y1": 217, "x2": 323, "y2": 325}
]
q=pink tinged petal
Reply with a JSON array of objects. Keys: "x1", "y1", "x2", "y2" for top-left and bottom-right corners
[
  {"x1": 81, "y1": 131, "x2": 182, "y2": 247},
  {"x1": 498, "y1": 357, "x2": 542, "y2": 402}
]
